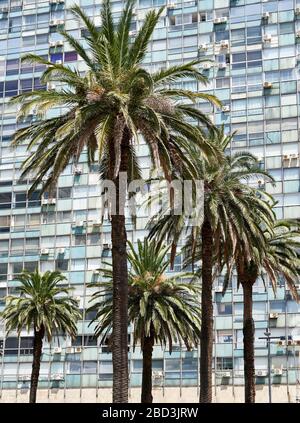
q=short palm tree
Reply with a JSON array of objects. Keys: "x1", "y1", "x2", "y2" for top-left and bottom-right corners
[
  {"x1": 89, "y1": 238, "x2": 201, "y2": 403},
  {"x1": 148, "y1": 126, "x2": 274, "y2": 402},
  {"x1": 1, "y1": 270, "x2": 81, "y2": 403},
  {"x1": 10, "y1": 0, "x2": 219, "y2": 403},
  {"x1": 233, "y1": 219, "x2": 300, "y2": 403}
]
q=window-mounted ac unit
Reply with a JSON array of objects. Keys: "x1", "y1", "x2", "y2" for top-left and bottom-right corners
[
  {"x1": 66, "y1": 347, "x2": 75, "y2": 354},
  {"x1": 57, "y1": 248, "x2": 65, "y2": 254},
  {"x1": 199, "y1": 43, "x2": 208, "y2": 50},
  {"x1": 55, "y1": 40, "x2": 64, "y2": 47},
  {"x1": 255, "y1": 370, "x2": 268, "y2": 377},
  {"x1": 41, "y1": 198, "x2": 56, "y2": 205},
  {"x1": 74, "y1": 166, "x2": 82, "y2": 175},
  {"x1": 263, "y1": 34, "x2": 272, "y2": 42},
  {"x1": 263, "y1": 81, "x2": 272, "y2": 88},
  {"x1": 41, "y1": 248, "x2": 50, "y2": 255},
  {"x1": 283, "y1": 154, "x2": 290, "y2": 160},
  {"x1": 129, "y1": 30, "x2": 137, "y2": 36},
  {"x1": 218, "y1": 62, "x2": 227, "y2": 69},
  {"x1": 262, "y1": 11, "x2": 270, "y2": 19},
  {"x1": 93, "y1": 269, "x2": 101, "y2": 274},
  {"x1": 290, "y1": 153, "x2": 299, "y2": 159},
  {"x1": 222, "y1": 105, "x2": 230, "y2": 112},
  {"x1": 278, "y1": 340, "x2": 286, "y2": 346},
  {"x1": 19, "y1": 375, "x2": 31, "y2": 381},
  {"x1": 55, "y1": 60, "x2": 62, "y2": 65},
  {"x1": 202, "y1": 63, "x2": 211, "y2": 69},
  {"x1": 272, "y1": 368, "x2": 283, "y2": 376},
  {"x1": 215, "y1": 286, "x2": 223, "y2": 292},
  {"x1": 74, "y1": 346, "x2": 82, "y2": 353},
  {"x1": 92, "y1": 220, "x2": 102, "y2": 226},
  {"x1": 296, "y1": 7, "x2": 300, "y2": 15},
  {"x1": 269, "y1": 312, "x2": 278, "y2": 319},
  {"x1": 103, "y1": 243, "x2": 112, "y2": 249},
  {"x1": 51, "y1": 374, "x2": 64, "y2": 381},
  {"x1": 75, "y1": 220, "x2": 84, "y2": 227},
  {"x1": 220, "y1": 17, "x2": 228, "y2": 23},
  {"x1": 49, "y1": 20, "x2": 59, "y2": 26},
  {"x1": 49, "y1": 41, "x2": 56, "y2": 47},
  {"x1": 221, "y1": 371, "x2": 231, "y2": 377},
  {"x1": 214, "y1": 17, "x2": 222, "y2": 24},
  {"x1": 296, "y1": 31, "x2": 300, "y2": 38},
  {"x1": 167, "y1": 3, "x2": 176, "y2": 9},
  {"x1": 220, "y1": 40, "x2": 229, "y2": 49},
  {"x1": 53, "y1": 347, "x2": 62, "y2": 354}
]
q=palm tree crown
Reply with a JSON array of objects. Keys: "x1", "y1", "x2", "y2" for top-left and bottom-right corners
[
  {"x1": 11, "y1": 0, "x2": 220, "y2": 193},
  {"x1": 1, "y1": 269, "x2": 81, "y2": 339},
  {"x1": 89, "y1": 238, "x2": 201, "y2": 350}
]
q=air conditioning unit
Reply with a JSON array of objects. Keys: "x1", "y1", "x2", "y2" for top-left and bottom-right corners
[
  {"x1": 103, "y1": 243, "x2": 112, "y2": 249},
  {"x1": 75, "y1": 220, "x2": 84, "y2": 227},
  {"x1": 222, "y1": 105, "x2": 230, "y2": 112},
  {"x1": 55, "y1": 40, "x2": 64, "y2": 47},
  {"x1": 49, "y1": 41, "x2": 56, "y2": 47},
  {"x1": 273, "y1": 368, "x2": 283, "y2": 376},
  {"x1": 214, "y1": 17, "x2": 222, "y2": 24},
  {"x1": 129, "y1": 30, "x2": 137, "y2": 36},
  {"x1": 55, "y1": 60, "x2": 62, "y2": 65},
  {"x1": 220, "y1": 40, "x2": 229, "y2": 49},
  {"x1": 202, "y1": 63, "x2": 211, "y2": 69},
  {"x1": 49, "y1": 20, "x2": 59, "y2": 26},
  {"x1": 66, "y1": 347, "x2": 75, "y2": 354},
  {"x1": 278, "y1": 340, "x2": 286, "y2": 346},
  {"x1": 283, "y1": 154, "x2": 290, "y2": 160},
  {"x1": 167, "y1": 3, "x2": 176, "y2": 9},
  {"x1": 51, "y1": 374, "x2": 64, "y2": 381},
  {"x1": 93, "y1": 269, "x2": 101, "y2": 274},
  {"x1": 263, "y1": 81, "x2": 272, "y2": 88},
  {"x1": 262, "y1": 11, "x2": 270, "y2": 19},
  {"x1": 296, "y1": 31, "x2": 300, "y2": 38},
  {"x1": 47, "y1": 82, "x2": 56, "y2": 90},
  {"x1": 221, "y1": 371, "x2": 231, "y2": 377},
  {"x1": 152, "y1": 371, "x2": 163, "y2": 384},
  {"x1": 220, "y1": 17, "x2": 228, "y2": 23},
  {"x1": 57, "y1": 248, "x2": 65, "y2": 254},
  {"x1": 74, "y1": 166, "x2": 82, "y2": 175},
  {"x1": 290, "y1": 153, "x2": 299, "y2": 159},
  {"x1": 296, "y1": 7, "x2": 300, "y2": 15},
  {"x1": 199, "y1": 43, "x2": 208, "y2": 51},
  {"x1": 269, "y1": 313, "x2": 278, "y2": 319},
  {"x1": 215, "y1": 286, "x2": 223, "y2": 292},
  {"x1": 263, "y1": 34, "x2": 272, "y2": 42},
  {"x1": 74, "y1": 346, "x2": 82, "y2": 353},
  {"x1": 287, "y1": 339, "x2": 293, "y2": 346},
  {"x1": 41, "y1": 198, "x2": 56, "y2": 205},
  {"x1": 53, "y1": 347, "x2": 62, "y2": 354},
  {"x1": 41, "y1": 248, "x2": 50, "y2": 255},
  {"x1": 19, "y1": 375, "x2": 31, "y2": 381},
  {"x1": 218, "y1": 62, "x2": 227, "y2": 69},
  {"x1": 255, "y1": 370, "x2": 268, "y2": 377},
  {"x1": 74, "y1": 296, "x2": 81, "y2": 303},
  {"x1": 92, "y1": 219, "x2": 102, "y2": 226}
]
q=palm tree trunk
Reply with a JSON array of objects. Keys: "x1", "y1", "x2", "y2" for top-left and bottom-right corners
[
  {"x1": 110, "y1": 131, "x2": 130, "y2": 403},
  {"x1": 199, "y1": 217, "x2": 214, "y2": 403},
  {"x1": 29, "y1": 325, "x2": 44, "y2": 403},
  {"x1": 141, "y1": 333, "x2": 154, "y2": 403},
  {"x1": 242, "y1": 282, "x2": 255, "y2": 403}
]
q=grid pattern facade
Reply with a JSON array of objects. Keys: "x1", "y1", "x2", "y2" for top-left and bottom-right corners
[{"x1": 0, "y1": 0, "x2": 300, "y2": 401}]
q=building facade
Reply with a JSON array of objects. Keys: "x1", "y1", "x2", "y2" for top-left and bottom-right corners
[{"x1": 0, "y1": 0, "x2": 300, "y2": 403}]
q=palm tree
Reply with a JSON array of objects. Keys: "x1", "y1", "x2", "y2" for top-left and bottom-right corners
[
  {"x1": 233, "y1": 219, "x2": 300, "y2": 403},
  {"x1": 88, "y1": 238, "x2": 201, "y2": 403},
  {"x1": 149, "y1": 126, "x2": 274, "y2": 402},
  {"x1": 10, "y1": 0, "x2": 220, "y2": 403},
  {"x1": 1, "y1": 269, "x2": 81, "y2": 403}
]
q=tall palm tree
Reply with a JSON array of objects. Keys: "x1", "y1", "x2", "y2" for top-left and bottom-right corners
[
  {"x1": 10, "y1": 0, "x2": 220, "y2": 402},
  {"x1": 1, "y1": 270, "x2": 81, "y2": 403},
  {"x1": 149, "y1": 126, "x2": 274, "y2": 402},
  {"x1": 233, "y1": 219, "x2": 300, "y2": 403},
  {"x1": 88, "y1": 238, "x2": 201, "y2": 403}
]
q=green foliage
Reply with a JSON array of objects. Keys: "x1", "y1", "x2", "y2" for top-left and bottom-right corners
[
  {"x1": 1, "y1": 269, "x2": 81, "y2": 340},
  {"x1": 89, "y1": 239, "x2": 201, "y2": 351}
]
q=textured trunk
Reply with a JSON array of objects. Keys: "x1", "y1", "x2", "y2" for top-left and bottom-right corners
[
  {"x1": 199, "y1": 218, "x2": 214, "y2": 403},
  {"x1": 111, "y1": 130, "x2": 130, "y2": 403},
  {"x1": 29, "y1": 325, "x2": 44, "y2": 403},
  {"x1": 141, "y1": 333, "x2": 154, "y2": 403},
  {"x1": 242, "y1": 282, "x2": 255, "y2": 403}
]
